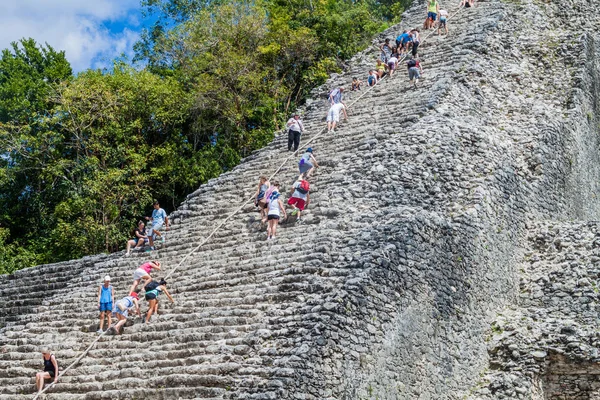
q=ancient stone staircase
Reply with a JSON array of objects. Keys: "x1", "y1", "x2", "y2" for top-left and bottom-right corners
[{"x1": 3, "y1": 0, "x2": 597, "y2": 398}]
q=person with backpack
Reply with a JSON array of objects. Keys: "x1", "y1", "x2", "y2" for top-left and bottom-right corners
[
  {"x1": 407, "y1": 57, "x2": 423, "y2": 88},
  {"x1": 425, "y1": 0, "x2": 440, "y2": 29},
  {"x1": 96, "y1": 275, "x2": 114, "y2": 334},
  {"x1": 288, "y1": 179, "x2": 310, "y2": 221},
  {"x1": 144, "y1": 279, "x2": 174, "y2": 324},
  {"x1": 298, "y1": 148, "x2": 319, "y2": 179},
  {"x1": 36, "y1": 348, "x2": 58, "y2": 395},
  {"x1": 125, "y1": 220, "x2": 148, "y2": 255},
  {"x1": 111, "y1": 291, "x2": 142, "y2": 334},
  {"x1": 266, "y1": 182, "x2": 286, "y2": 240},
  {"x1": 129, "y1": 260, "x2": 161, "y2": 294},
  {"x1": 286, "y1": 114, "x2": 305, "y2": 152},
  {"x1": 253, "y1": 176, "x2": 271, "y2": 223}
]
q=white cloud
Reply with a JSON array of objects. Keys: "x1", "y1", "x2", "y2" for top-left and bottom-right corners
[{"x1": 0, "y1": 0, "x2": 142, "y2": 71}]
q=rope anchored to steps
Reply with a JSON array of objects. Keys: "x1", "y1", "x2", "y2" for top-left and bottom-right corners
[{"x1": 32, "y1": 4, "x2": 465, "y2": 399}]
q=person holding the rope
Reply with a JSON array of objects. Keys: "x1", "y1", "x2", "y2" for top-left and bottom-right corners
[
  {"x1": 129, "y1": 260, "x2": 161, "y2": 294},
  {"x1": 407, "y1": 56, "x2": 423, "y2": 88},
  {"x1": 286, "y1": 113, "x2": 305, "y2": 152},
  {"x1": 144, "y1": 278, "x2": 174, "y2": 323},
  {"x1": 36, "y1": 349, "x2": 58, "y2": 395},
  {"x1": 396, "y1": 30, "x2": 412, "y2": 56},
  {"x1": 387, "y1": 53, "x2": 399, "y2": 77},
  {"x1": 253, "y1": 176, "x2": 270, "y2": 223},
  {"x1": 96, "y1": 275, "x2": 114, "y2": 334},
  {"x1": 425, "y1": 0, "x2": 440, "y2": 30},
  {"x1": 266, "y1": 182, "x2": 286, "y2": 240},
  {"x1": 298, "y1": 148, "x2": 319, "y2": 180},
  {"x1": 327, "y1": 102, "x2": 348, "y2": 133},
  {"x1": 126, "y1": 220, "x2": 148, "y2": 255},
  {"x1": 288, "y1": 179, "x2": 310, "y2": 222},
  {"x1": 145, "y1": 200, "x2": 169, "y2": 249},
  {"x1": 112, "y1": 291, "x2": 142, "y2": 334},
  {"x1": 438, "y1": 9, "x2": 449, "y2": 34}
]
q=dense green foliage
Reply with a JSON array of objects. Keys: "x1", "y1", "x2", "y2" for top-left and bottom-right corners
[{"x1": 0, "y1": 0, "x2": 410, "y2": 273}]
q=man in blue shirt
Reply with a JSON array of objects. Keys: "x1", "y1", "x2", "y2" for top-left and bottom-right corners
[{"x1": 145, "y1": 200, "x2": 169, "y2": 249}]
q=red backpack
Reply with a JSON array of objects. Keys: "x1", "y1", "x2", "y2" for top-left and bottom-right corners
[{"x1": 297, "y1": 180, "x2": 310, "y2": 194}]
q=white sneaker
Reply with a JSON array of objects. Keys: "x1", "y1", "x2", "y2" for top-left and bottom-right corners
[{"x1": 97, "y1": 329, "x2": 103, "y2": 334}]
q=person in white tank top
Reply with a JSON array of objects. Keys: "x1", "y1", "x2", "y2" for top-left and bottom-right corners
[{"x1": 266, "y1": 181, "x2": 286, "y2": 240}]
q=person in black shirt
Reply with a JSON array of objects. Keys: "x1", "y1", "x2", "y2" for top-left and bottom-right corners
[
  {"x1": 126, "y1": 220, "x2": 148, "y2": 255},
  {"x1": 36, "y1": 349, "x2": 58, "y2": 394}
]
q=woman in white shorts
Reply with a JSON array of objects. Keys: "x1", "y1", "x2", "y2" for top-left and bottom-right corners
[{"x1": 129, "y1": 260, "x2": 161, "y2": 294}]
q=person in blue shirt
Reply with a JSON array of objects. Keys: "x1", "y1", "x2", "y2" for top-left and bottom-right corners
[
  {"x1": 96, "y1": 275, "x2": 114, "y2": 334},
  {"x1": 145, "y1": 200, "x2": 170, "y2": 249},
  {"x1": 397, "y1": 31, "x2": 413, "y2": 55}
]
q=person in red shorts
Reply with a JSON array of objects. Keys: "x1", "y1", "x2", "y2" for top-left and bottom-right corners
[{"x1": 288, "y1": 179, "x2": 310, "y2": 221}]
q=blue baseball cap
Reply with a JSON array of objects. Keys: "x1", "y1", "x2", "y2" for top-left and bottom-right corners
[{"x1": 306, "y1": 147, "x2": 313, "y2": 153}]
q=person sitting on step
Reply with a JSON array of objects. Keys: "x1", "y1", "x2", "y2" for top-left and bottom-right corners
[
  {"x1": 36, "y1": 348, "x2": 58, "y2": 395},
  {"x1": 129, "y1": 260, "x2": 161, "y2": 294},
  {"x1": 145, "y1": 200, "x2": 169, "y2": 249},
  {"x1": 126, "y1": 220, "x2": 148, "y2": 255},
  {"x1": 266, "y1": 182, "x2": 286, "y2": 241},
  {"x1": 111, "y1": 291, "x2": 141, "y2": 334},
  {"x1": 298, "y1": 148, "x2": 319, "y2": 179},
  {"x1": 375, "y1": 59, "x2": 387, "y2": 79},
  {"x1": 288, "y1": 179, "x2": 310, "y2": 222},
  {"x1": 253, "y1": 176, "x2": 271, "y2": 223},
  {"x1": 367, "y1": 70, "x2": 378, "y2": 86},
  {"x1": 97, "y1": 275, "x2": 114, "y2": 334},
  {"x1": 144, "y1": 279, "x2": 174, "y2": 324},
  {"x1": 351, "y1": 77, "x2": 362, "y2": 91}
]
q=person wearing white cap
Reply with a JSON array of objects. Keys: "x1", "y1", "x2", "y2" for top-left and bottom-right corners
[{"x1": 96, "y1": 275, "x2": 114, "y2": 334}]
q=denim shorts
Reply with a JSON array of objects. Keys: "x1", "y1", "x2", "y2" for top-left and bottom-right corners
[
  {"x1": 99, "y1": 302, "x2": 112, "y2": 312},
  {"x1": 428, "y1": 11, "x2": 437, "y2": 21}
]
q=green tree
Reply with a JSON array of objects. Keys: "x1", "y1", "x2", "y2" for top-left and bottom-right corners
[{"x1": 0, "y1": 38, "x2": 72, "y2": 123}]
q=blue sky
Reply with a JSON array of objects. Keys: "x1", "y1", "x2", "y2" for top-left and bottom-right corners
[{"x1": 0, "y1": 0, "x2": 152, "y2": 72}]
